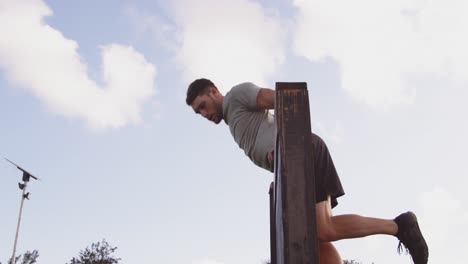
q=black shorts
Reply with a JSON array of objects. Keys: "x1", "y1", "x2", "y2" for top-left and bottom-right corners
[{"x1": 310, "y1": 133, "x2": 345, "y2": 208}]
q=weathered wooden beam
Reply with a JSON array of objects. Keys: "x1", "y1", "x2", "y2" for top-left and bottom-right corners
[{"x1": 272, "y1": 82, "x2": 319, "y2": 264}]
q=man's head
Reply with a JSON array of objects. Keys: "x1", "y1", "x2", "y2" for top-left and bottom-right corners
[{"x1": 186, "y1": 78, "x2": 224, "y2": 124}]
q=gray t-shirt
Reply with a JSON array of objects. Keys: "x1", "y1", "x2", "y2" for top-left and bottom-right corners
[{"x1": 222, "y1": 82, "x2": 275, "y2": 172}]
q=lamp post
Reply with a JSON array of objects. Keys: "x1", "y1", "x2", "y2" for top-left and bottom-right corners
[{"x1": 5, "y1": 158, "x2": 39, "y2": 264}]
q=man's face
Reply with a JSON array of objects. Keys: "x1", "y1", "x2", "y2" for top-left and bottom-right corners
[{"x1": 191, "y1": 92, "x2": 222, "y2": 124}]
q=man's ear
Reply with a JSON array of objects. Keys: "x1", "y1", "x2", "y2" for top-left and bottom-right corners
[{"x1": 208, "y1": 86, "x2": 217, "y2": 95}]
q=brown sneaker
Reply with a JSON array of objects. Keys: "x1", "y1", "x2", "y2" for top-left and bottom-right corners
[{"x1": 394, "y1": 211, "x2": 429, "y2": 264}]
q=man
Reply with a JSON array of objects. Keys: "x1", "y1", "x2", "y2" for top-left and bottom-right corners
[{"x1": 186, "y1": 78, "x2": 428, "y2": 264}]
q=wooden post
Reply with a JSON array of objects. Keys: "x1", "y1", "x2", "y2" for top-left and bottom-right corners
[{"x1": 271, "y1": 82, "x2": 319, "y2": 264}]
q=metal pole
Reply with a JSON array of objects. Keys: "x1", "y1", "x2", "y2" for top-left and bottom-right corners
[
  {"x1": 11, "y1": 181, "x2": 27, "y2": 264},
  {"x1": 269, "y1": 182, "x2": 277, "y2": 264}
]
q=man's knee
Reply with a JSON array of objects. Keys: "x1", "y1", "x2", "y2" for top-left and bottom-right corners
[{"x1": 317, "y1": 223, "x2": 338, "y2": 242}]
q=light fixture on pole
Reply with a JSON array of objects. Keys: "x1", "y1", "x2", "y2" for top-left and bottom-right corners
[{"x1": 5, "y1": 158, "x2": 40, "y2": 264}]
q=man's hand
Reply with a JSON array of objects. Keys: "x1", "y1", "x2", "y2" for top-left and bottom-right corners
[
  {"x1": 256, "y1": 88, "x2": 275, "y2": 110},
  {"x1": 267, "y1": 149, "x2": 274, "y2": 163}
]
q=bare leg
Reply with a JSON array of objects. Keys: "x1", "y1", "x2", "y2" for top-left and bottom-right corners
[
  {"x1": 330, "y1": 214, "x2": 397, "y2": 239},
  {"x1": 316, "y1": 196, "x2": 398, "y2": 242},
  {"x1": 319, "y1": 242, "x2": 342, "y2": 264}
]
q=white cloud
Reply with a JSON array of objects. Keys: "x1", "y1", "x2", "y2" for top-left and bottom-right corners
[
  {"x1": 293, "y1": 0, "x2": 468, "y2": 107},
  {"x1": 168, "y1": 0, "x2": 287, "y2": 92},
  {"x1": 192, "y1": 259, "x2": 225, "y2": 264},
  {"x1": 336, "y1": 187, "x2": 468, "y2": 264},
  {"x1": 0, "y1": 0, "x2": 156, "y2": 130},
  {"x1": 125, "y1": 6, "x2": 177, "y2": 52},
  {"x1": 314, "y1": 121, "x2": 344, "y2": 145},
  {"x1": 418, "y1": 188, "x2": 468, "y2": 264}
]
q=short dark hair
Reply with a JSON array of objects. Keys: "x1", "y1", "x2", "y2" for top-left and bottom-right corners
[{"x1": 186, "y1": 78, "x2": 217, "y2": 105}]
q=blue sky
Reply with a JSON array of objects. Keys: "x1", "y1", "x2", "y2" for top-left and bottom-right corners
[{"x1": 1, "y1": 0, "x2": 467, "y2": 263}]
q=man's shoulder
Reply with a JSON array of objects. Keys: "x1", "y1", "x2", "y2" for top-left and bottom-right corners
[
  {"x1": 227, "y1": 82, "x2": 261, "y2": 97},
  {"x1": 231, "y1": 82, "x2": 257, "y2": 91},
  {"x1": 224, "y1": 82, "x2": 256, "y2": 107}
]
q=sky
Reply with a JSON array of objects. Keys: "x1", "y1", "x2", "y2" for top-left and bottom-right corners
[{"x1": 0, "y1": 0, "x2": 467, "y2": 263}]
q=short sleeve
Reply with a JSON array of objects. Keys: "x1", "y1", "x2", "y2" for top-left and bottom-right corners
[{"x1": 228, "y1": 82, "x2": 262, "y2": 110}]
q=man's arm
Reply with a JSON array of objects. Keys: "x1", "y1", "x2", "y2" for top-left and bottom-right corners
[
  {"x1": 256, "y1": 87, "x2": 275, "y2": 161},
  {"x1": 256, "y1": 88, "x2": 275, "y2": 110}
]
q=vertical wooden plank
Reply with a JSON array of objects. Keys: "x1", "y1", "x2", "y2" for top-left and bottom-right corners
[{"x1": 274, "y1": 82, "x2": 319, "y2": 264}]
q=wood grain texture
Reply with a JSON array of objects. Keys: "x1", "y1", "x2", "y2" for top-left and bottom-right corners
[{"x1": 271, "y1": 82, "x2": 319, "y2": 264}]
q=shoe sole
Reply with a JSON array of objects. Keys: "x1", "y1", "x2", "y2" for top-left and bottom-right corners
[{"x1": 407, "y1": 212, "x2": 429, "y2": 264}]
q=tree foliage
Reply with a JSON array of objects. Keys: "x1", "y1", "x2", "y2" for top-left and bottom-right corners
[
  {"x1": 1, "y1": 250, "x2": 39, "y2": 264},
  {"x1": 67, "y1": 239, "x2": 121, "y2": 264}
]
